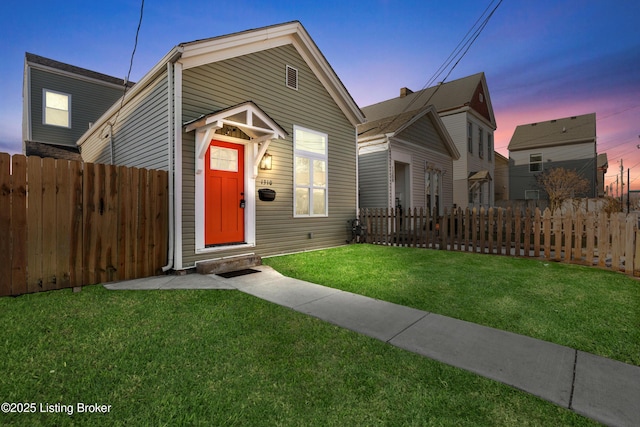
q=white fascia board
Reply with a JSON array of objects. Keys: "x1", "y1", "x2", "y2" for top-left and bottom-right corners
[
  {"x1": 76, "y1": 47, "x2": 184, "y2": 147},
  {"x1": 179, "y1": 22, "x2": 364, "y2": 128}
]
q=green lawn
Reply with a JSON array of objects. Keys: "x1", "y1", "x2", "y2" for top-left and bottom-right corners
[
  {"x1": 264, "y1": 244, "x2": 640, "y2": 367},
  {"x1": 0, "y1": 283, "x2": 596, "y2": 426}
]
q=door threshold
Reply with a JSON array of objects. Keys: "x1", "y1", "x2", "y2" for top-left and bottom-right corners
[{"x1": 205, "y1": 242, "x2": 247, "y2": 248}]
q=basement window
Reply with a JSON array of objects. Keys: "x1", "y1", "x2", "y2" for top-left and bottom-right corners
[{"x1": 286, "y1": 65, "x2": 298, "y2": 90}]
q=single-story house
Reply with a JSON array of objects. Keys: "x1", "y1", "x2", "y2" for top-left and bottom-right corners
[
  {"x1": 357, "y1": 105, "x2": 460, "y2": 216},
  {"x1": 76, "y1": 21, "x2": 364, "y2": 271}
]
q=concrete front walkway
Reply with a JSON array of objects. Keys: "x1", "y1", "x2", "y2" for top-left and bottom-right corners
[{"x1": 105, "y1": 266, "x2": 640, "y2": 427}]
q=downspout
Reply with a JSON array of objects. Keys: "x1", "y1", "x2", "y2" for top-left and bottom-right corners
[{"x1": 161, "y1": 61, "x2": 175, "y2": 272}]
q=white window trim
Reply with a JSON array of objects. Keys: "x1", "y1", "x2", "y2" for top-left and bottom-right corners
[
  {"x1": 293, "y1": 125, "x2": 328, "y2": 217},
  {"x1": 194, "y1": 134, "x2": 257, "y2": 254},
  {"x1": 425, "y1": 165, "x2": 443, "y2": 216},
  {"x1": 525, "y1": 190, "x2": 540, "y2": 200},
  {"x1": 529, "y1": 153, "x2": 543, "y2": 172},
  {"x1": 43, "y1": 88, "x2": 71, "y2": 128}
]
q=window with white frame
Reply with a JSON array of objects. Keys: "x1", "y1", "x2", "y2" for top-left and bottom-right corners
[
  {"x1": 525, "y1": 190, "x2": 540, "y2": 200},
  {"x1": 425, "y1": 172, "x2": 431, "y2": 213},
  {"x1": 425, "y1": 168, "x2": 442, "y2": 216},
  {"x1": 43, "y1": 89, "x2": 71, "y2": 128},
  {"x1": 529, "y1": 153, "x2": 543, "y2": 172},
  {"x1": 487, "y1": 133, "x2": 493, "y2": 161},
  {"x1": 478, "y1": 127, "x2": 484, "y2": 158},
  {"x1": 467, "y1": 122, "x2": 473, "y2": 153},
  {"x1": 294, "y1": 126, "x2": 328, "y2": 217}
]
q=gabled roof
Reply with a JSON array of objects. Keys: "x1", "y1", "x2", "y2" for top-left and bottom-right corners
[
  {"x1": 508, "y1": 113, "x2": 596, "y2": 151},
  {"x1": 362, "y1": 72, "x2": 495, "y2": 128},
  {"x1": 357, "y1": 105, "x2": 460, "y2": 160},
  {"x1": 77, "y1": 21, "x2": 364, "y2": 146},
  {"x1": 176, "y1": 21, "x2": 364, "y2": 126},
  {"x1": 25, "y1": 52, "x2": 134, "y2": 88}
]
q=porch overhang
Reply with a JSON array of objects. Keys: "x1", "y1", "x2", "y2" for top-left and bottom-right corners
[
  {"x1": 468, "y1": 170, "x2": 492, "y2": 190},
  {"x1": 184, "y1": 101, "x2": 288, "y2": 177}
]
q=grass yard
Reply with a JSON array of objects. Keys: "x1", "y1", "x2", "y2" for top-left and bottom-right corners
[
  {"x1": 0, "y1": 284, "x2": 597, "y2": 426},
  {"x1": 264, "y1": 244, "x2": 640, "y2": 367}
]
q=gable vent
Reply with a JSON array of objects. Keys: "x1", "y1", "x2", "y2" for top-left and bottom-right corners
[{"x1": 286, "y1": 65, "x2": 298, "y2": 90}]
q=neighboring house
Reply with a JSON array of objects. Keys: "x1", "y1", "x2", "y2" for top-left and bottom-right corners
[
  {"x1": 22, "y1": 53, "x2": 133, "y2": 160},
  {"x1": 597, "y1": 153, "x2": 608, "y2": 197},
  {"x1": 75, "y1": 21, "x2": 364, "y2": 271},
  {"x1": 494, "y1": 151, "x2": 509, "y2": 202},
  {"x1": 362, "y1": 72, "x2": 497, "y2": 210},
  {"x1": 357, "y1": 105, "x2": 460, "y2": 216},
  {"x1": 508, "y1": 113, "x2": 598, "y2": 201}
]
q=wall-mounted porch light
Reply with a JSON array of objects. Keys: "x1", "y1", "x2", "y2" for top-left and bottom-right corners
[{"x1": 259, "y1": 152, "x2": 273, "y2": 170}]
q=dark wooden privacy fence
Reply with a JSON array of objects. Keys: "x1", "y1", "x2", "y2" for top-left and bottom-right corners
[
  {"x1": 358, "y1": 207, "x2": 640, "y2": 276},
  {"x1": 0, "y1": 153, "x2": 169, "y2": 297}
]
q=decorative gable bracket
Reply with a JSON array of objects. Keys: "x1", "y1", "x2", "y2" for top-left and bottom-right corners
[{"x1": 184, "y1": 101, "x2": 288, "y2": 178}]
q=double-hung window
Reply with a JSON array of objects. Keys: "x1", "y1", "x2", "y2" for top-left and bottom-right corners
[
  {"x1": 487, "y1": 133, "x2": 493, "y2": 161},
  {"x1": 467, "y1": 122, "x2": 473, "y2": 153},
  {"x1": 478, "y1": 127, "x2": 484, "y2": 158},
  {"x1": 43, "y1": 89, "x2": 71, "y2": 128},
  {"x1": 294, "y1": 126, "x2": 328, "y2": 217},
  {"x1": 529, "y1": 153, "x2": 543, "y2": 172}
]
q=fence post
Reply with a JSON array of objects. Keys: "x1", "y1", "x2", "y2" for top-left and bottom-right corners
[
  {"x1": 625, "y1": 214, "x2": 637, "y2": 275},
  {"x1": 11, "y1": 155, "x2": 28, "y2": 296},
  {"x1": 0, "y1": 153, "x2": 12, "y2": 296},
  {"x1": 514, "y1": 208, "x2": 522, "y2": 257},
  {"x1": 574, "y1": 210, "x2": 584, "y2": 264},
  {"x1": 487, "y1": 207, "x2": 494, "y2": 255},
  {"x1": 496, "y1": 208, "x2": 503, "y2": 255},
  {"x1": 533, "y1": 208, "x2": 541, "y2": 258},
  {"x1": 479, "y1": 208, "x2": 486, "y2": 254},
  {"x1": 505, "y1": 207, "x2": 512, "y2": 256},
  {"x1": 543, "y1": 208, "x2": 551, "y2": 260},
  {"x1": 585, "y1": 212, "x2": 595, "y2": 266},
  {"x1": 597, "y1": 212, "x2": 609, "y2": 267}
]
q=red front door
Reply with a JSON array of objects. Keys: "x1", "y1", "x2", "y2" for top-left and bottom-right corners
[{"x1": 205, "y1": 140, "x2": 245, "y2": 246}]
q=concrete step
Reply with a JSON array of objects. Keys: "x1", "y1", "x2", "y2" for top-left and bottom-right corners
[{"x1": 195, "y1": 254, "x2": 262, "y2": 275}]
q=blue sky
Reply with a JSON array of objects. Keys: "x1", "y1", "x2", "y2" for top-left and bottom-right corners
[{"x1": 1, "y1": 0, "x2": 639, "y2": 190}]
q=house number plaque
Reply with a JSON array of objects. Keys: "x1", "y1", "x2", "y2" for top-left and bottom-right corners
[{"x1": 260, "y1": 179, "x2": 272, "y2": 185}]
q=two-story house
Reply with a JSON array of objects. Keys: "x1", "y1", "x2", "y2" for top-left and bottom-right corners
[
  {"x1": 508, "y1": 113, "x2": 598, "y2": 201},
  {"x1": 22, "y1": 53, "x2": 133, "y2": 160},
  {"x1": 361, "y1": 72, "x2": 497, "y2": 210}
]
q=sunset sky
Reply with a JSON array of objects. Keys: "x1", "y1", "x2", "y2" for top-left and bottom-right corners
[{"x1": 1, "y1": 0, "x2": 638, "y2": 191}]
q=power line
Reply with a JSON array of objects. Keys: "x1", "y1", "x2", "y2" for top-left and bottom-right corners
[
  {"x1": 369, "y1": 0, "x2": 503, "y2": 136},
  {"x1": 111, "y1": 0, "x2": 145, "y2": 130}
]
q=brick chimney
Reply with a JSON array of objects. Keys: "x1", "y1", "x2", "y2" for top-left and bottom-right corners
[{"x1": 400, "y1": 87, "x2": 413, "y2": 97}]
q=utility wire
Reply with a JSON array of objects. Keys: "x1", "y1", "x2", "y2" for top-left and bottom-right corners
[
  {"x1": 367, "y1": 0, "x2": 503, "y2": 136},
  {"x1": 111, "y1": 0, "x2": 145, "y2": 130}
]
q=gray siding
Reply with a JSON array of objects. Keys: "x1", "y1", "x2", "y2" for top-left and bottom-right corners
[
  {"x1": 392, "y1": 139, "x2": 454, "y2": 210},
  {"x1": 441, "y1": 111, "x2": 495, "y2": 208},
  {"x1": 358, "y1": 150, "x2": 389, "y2": 208},
  {"x1": 509, "y1": 158, "x2": 597, "y2": 200},
  {"x1": 80, "y1": 72, "x2": 170, "y2": 170},
  {"x1": 181, "y1": 44, "x2": 357, "y2": 266},
  {"x1": 29, "y1": 68, "x2": 124, "y2": 147},
  {"x1": 396, "y1": 115, "x2": 449, "y2": 156}
]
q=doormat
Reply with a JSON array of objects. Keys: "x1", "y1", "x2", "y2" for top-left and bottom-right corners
[{"x1": 216, "y1": 268, "x2": 261, "y2": 279}]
